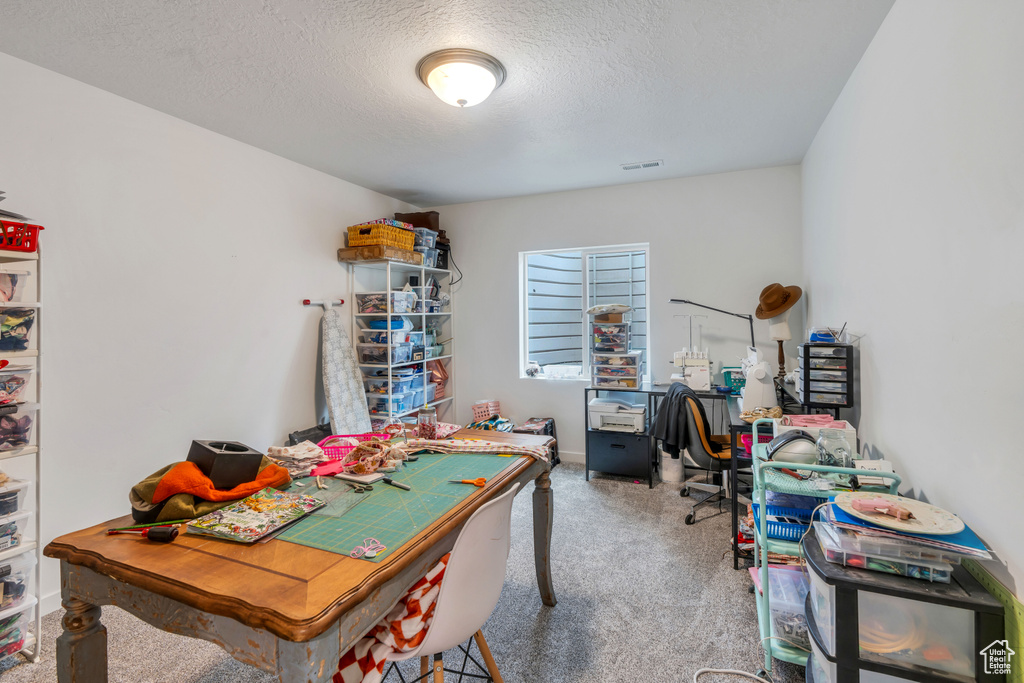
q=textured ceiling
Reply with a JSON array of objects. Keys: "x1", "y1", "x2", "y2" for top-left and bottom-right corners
[{"x1": 0, "y1": 0, "x2": 893, "y2": 206}]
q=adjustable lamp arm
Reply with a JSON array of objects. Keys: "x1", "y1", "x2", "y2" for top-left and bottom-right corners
[{"x1": 669, "y1": 299, "x2": 756, "y2": 348}]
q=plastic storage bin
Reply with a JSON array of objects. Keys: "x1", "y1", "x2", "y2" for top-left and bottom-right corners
[
  {"x1": 357, "y1": 343, "x2": 413, "y2": 365},
  {"x1": 365, "y1": 375, "x2": 415, "y2": 394},
  {"x1": 0, "y1": 512, "x2": 31, "y2": 553},
  {"x1": 414, "y1": 247, "x2": 439, "y2": 268},
  {"x1": 0, "y1": 481, "x2": 29, "y2": 517},
  {"x1": 808, "y1": 358, "x2": 848, "y2": 370},
  {"x1": 804, "y1": 528, "x2": 1000, "y2": 680},
  {"x1": 0, "y1": 270, "x2": 30, "y2": 304},
  {"x1": 767, "y1": 567, "x2": 811, "y2": 650},
  {"x1": 365, "y1": 391, "x2": 414, "y2": 414},
  {"x1": 414, "y1": 299, "x2": 443, "y2": 313},
  {"x1": 592, "y1": 323, "x2": 629, "y2": 336},
  {"x1": 814, "y1": 527, "x2": 952, "y2": 583},
  {"x1": 798, "y1": 390, "x2": 847, "y2": 405},
  {"x1": 592, "y1": 351, "x2": 642, "y2": 366},
  {"x1": 0, "y1": 404, "x2": 37, "y2": 451},
  {"x1": 356, "y1": 291, "x2": 417, "y2": 314},
  {"x1": 592, "y1": 376, "x2": 638, "y2": 388},
  {"x1": 813, "y1": 520, "x2": 963, "y2": 565},
  {"x1": 593, "y1": 364, "x2": 640, "y2": 378},
  {"x1": 802, "y1": 345, "x2": 848, "y2": 358},
  {"x1": 0, "y1": 308, "x2": 35, "y2": 353},
  {"x1": 409, "y1": 382, "x2": 437, "y2": 409},
  {"x1": 0, "y1": 600, "x2": 34, "y2": 660},
  {"x1": 751, "y1": 503, "x2": 813, "y2": 541},
  {"x1": 0, "y1": 552, "x2": 35, "y2": 610},
  {"x1": 0, "y1": 365, "x2": 32, "y2": 402},
  {"x1": 413, "y1": 228, "x2": 437, "y2": 248},
  {"x1": 809, "y1": 381, "x2": 847, "y2": 393},
  {"x1": 362, "y1": 329, "x2": 410, "y2": 344}
]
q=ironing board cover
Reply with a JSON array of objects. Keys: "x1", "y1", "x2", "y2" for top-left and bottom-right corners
[{"x1": 322, "y1": 308, "x2": 372, "y2": 435}]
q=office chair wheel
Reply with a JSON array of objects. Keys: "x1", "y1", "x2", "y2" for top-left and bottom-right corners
[
  {"x1": 680, "y1": 487, "x2": 690, "y2": 497},
  {"x1": 684, "y1": 512, "x2": 695, "y2": 525}
]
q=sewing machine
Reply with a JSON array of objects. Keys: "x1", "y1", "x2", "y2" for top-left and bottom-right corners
[{"x1": 672, "y1": 349, "x2": 711, "y2": 391}]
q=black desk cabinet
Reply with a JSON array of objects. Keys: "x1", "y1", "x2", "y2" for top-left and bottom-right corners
[{"x1": 586, "y1": 431, "x2": 652, "y2": 481}]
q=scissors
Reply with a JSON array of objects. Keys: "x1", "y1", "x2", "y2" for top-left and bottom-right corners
[
  {"x1": 449, "y1": 478, "x2": 486, "y2": 487},
  {"x1": 351, "y1": 538, "x2": 386, "y2": 559},
  {"x1": 342, "y1": 480, "x2": 373, "y2": 493}
]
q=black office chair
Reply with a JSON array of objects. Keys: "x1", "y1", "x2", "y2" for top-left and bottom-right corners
[{"x1": 678, "y1": 396, "x2": 737, "y2": 525}]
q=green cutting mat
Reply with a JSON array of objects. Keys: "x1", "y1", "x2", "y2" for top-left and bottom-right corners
[{"x1": 278, "y1": 453, "x2": 514, "y2": 562}]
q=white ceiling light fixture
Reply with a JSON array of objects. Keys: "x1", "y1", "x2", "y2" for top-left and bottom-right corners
[{"x1": 417, "y1": 49, "x2": 506, "y2": 108}]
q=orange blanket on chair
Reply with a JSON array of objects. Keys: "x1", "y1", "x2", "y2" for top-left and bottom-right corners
[{"x1": 152, "y1": 461, "x2": 290, "y2": 504}]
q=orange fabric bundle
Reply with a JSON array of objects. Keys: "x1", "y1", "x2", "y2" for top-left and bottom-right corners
[{"x1": 152, "y1": 461, "x2": 290, "y2": 504}]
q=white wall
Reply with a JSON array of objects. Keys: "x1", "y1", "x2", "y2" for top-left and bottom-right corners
[
  {"x1": 803, "y1": 1, "x2": 1024, "y2": 593},
  {"x1": 0, "y1": 52, "x2": 415, "y2": 611},
  {"x1": 432, "y1": 166, "x2": 803, "y2": 460}
]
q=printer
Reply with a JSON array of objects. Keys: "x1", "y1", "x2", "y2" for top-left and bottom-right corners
[{"x1": 588, "y1": 398, "x2": 646, "y2": 433}]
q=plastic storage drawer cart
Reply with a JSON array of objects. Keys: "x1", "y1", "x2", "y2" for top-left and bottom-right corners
[
  {"x1": 802, "y1": 528, "x2": 1004, "y2": 683},
  {"x1": 796, "y1": 343, "x2": 854, "y2": 408}
]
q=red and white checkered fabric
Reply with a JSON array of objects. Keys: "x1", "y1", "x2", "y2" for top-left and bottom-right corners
[{"x1": 334, "y1": 553, "x2": 450, "y2": 683}]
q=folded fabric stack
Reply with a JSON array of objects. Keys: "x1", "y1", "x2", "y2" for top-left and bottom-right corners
[{"x1": 267, "y1": 440, "x2": 330, "y2": 478}]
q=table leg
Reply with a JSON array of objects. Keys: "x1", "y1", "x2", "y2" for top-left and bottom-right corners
[
  {"x1": 532, "y1": 470, "x2": 557, "y2": 607},
  {"x1": 56, "y1": 597, "x2": 107, "y2": 683}
]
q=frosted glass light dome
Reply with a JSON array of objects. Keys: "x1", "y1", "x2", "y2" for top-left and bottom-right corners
[{"x1": 417, "y1": 49, "x2": 506, "y2": 108}]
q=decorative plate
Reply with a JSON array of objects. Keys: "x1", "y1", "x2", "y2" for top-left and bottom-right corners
[{"x1": 834, "y1": 492, "x2": 964, "y2": 535}]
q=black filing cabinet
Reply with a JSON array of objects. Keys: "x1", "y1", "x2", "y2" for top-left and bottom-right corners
[{"x1": 586, "y1": 431, "x2": 653, "y2": 482}]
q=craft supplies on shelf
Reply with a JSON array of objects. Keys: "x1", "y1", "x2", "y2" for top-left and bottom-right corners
[
  {"x1": 413, "y1": 228, "x2": 437, "y2": 248},
  {"x1": 413, "y1": 246, "x2": 439, "y2": 268},
  {"x1": 358, "y1": 342, "x2": 413, "y2": 365},
  {"x1": 0, "y1": 365, "x2": 32, "y2": 402},
  {"x1": 0, "y1": 511, "x2": 31, "y2": 553},
  {"x1": 592, "y1": 350, "x2": 641, "y2": 366},
  {"x1": 347, "y1": 259, "x2": 455, "y2": 422},
  {"x1": 796, "y1": 343, "x2": 854, "y2": 409},
  {"x1": 346, "y1": 222, "x2": 415, "y2": 250},
  {"x1": 592, "y1": 376, "x2": 638, "y2": 388},
  {"x1": 0, "y1": 481, "x2": 29, "y2": 517},
  {"x1": 362, "y1": 329, "x2": 411, "y2": 345},
  {"x1": 0, "y1": 270, "x2": 30, "y2": 304},
  {"x1": 0, "y1": 597, "x2": 36, "y2": 662},
  {"x1": 356, "y1": 291, "x2": 417, "y2": 315},
  {"x1": 365, "y1": 375, "x2": 415, "y2": 394},
  {"x1": 0, "y1": 404, "x2": 37, "y2": 451},
  {"x1": 366, "y1": 391, "x2": 415, "y2": 414},
  {"x1": 0, "y1": 309, "x2": 35, "y2": 353},
  {"x1": 0, "y1": 552, "x2": 35, "y2": 610}
]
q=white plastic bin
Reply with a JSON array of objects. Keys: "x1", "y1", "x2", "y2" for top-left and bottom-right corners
[
  {"x1": 366, "y1": 391, "x2": 414, "y2": 415},
  {"x1": 0, "y1": 552, "x2": 35, "y2": 610},
  {"x1": 0, "y1": 404, "x2": 37, "y2": 451},
  {"x1": 357, "y1": 343, "x2": 413, "y2": 365},
  {"x1": 767, "y1": 567, "x2": 811, "y2": 650},
  {"x1": 413, "y1": 228, "x2": 437, "y2": 248},
  {"x1": 0, "y1": 481, "x2": 29, "y2": 517},
  {"x1": 0, "y1": 365, "x2": 32, "y2": 402},
  {"x1": 365, "y1": 376, "x2": 415, "y2": 394},
  {"x1": 0, "y1": 511, "x2": 32, "y2": 553}
]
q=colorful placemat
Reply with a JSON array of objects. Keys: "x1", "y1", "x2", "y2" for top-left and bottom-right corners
[{"x1": 277, "y1": 452, "x2": 515, "y2": 562}]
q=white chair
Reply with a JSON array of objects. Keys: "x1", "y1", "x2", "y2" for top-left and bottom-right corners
[{"x1": 382, "y1": 482, "x2": 520, "y2": 683}]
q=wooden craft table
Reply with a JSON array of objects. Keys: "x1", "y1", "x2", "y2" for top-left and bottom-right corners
[{"x1": 44, "y1": 429, "x2": 556, "y2": 683}]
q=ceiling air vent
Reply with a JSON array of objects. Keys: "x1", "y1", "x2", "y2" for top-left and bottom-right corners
[{"x1": 620, "y1": 159, "x2": 664, "y2": 171}]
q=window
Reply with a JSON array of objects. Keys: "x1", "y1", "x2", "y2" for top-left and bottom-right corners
[{"x1": 519, "y1": 244, "x2": 649, "y2": 379}]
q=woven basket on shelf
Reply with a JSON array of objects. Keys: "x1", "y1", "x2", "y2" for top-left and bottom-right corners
[{"x1": 347, "y1": 224, "x2": 415, "y2": 250}]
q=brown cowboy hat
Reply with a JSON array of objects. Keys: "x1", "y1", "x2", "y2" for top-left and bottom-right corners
[{"x1": 755, "y1": 283, "x2": 802, "y2": 320}]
